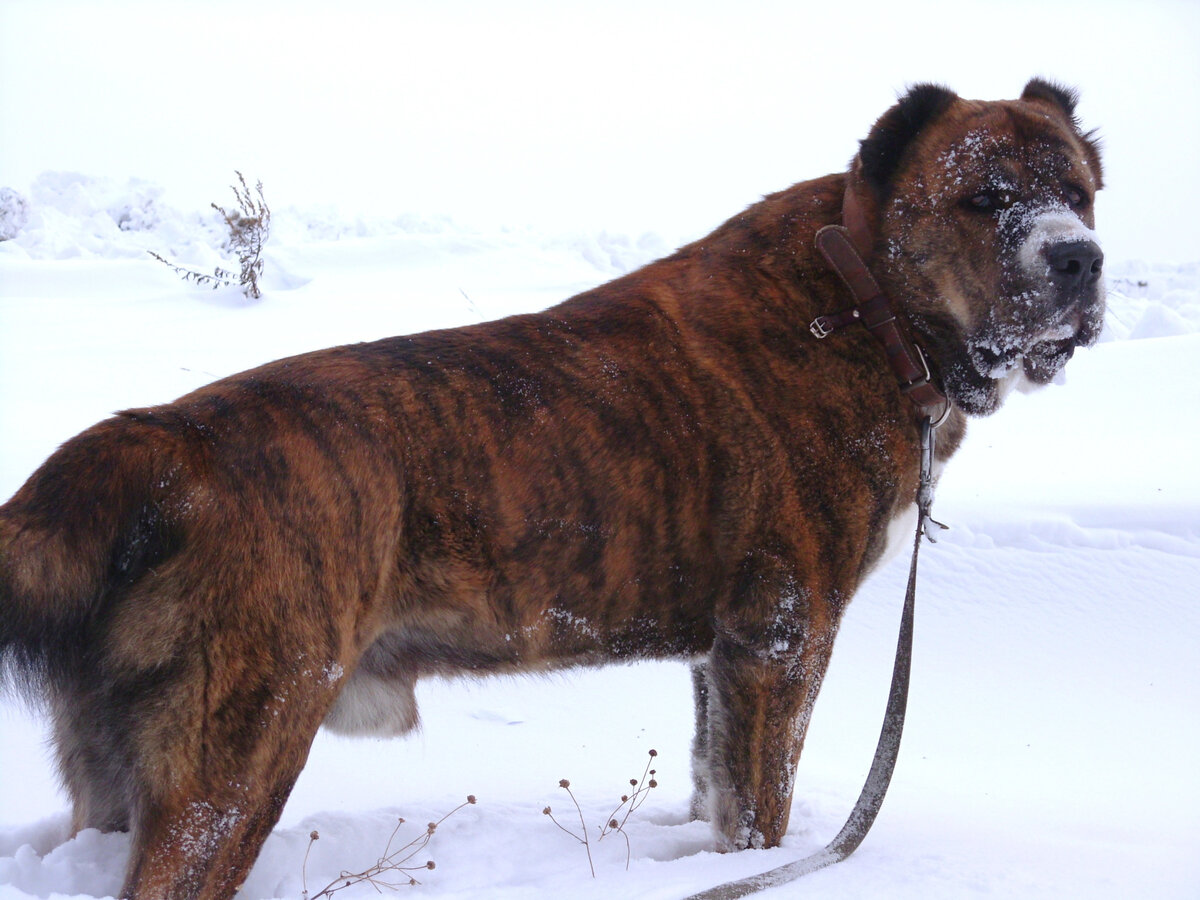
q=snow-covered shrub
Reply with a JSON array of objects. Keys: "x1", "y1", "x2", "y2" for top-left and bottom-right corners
[
  {"x1": 107, "y1": 180, "x2": 163, "y2": 232},
  {"x1": 212, "y1": 171, "x2": 270, "y2": 299},
  {"x1": 0, "y1": 187, "x2": 30, "y2": 241},
  {"x1": 150, "y1": 172, "x2": 271, "y2": 299}
]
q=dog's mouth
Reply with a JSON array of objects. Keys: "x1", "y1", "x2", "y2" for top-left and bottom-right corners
[
  {"x1": 967, "y1": 321, "x2": 1086, "y2": 386},
  {"x1": 1022, "y1": 335, "x2": 1080, "y2": 384},
  {"x1": 969, "y1": 341, "x2": 1023, "y2": 379},
  {"x1": 967, "y1": 292, "x2": 1103, "y2": 388}
]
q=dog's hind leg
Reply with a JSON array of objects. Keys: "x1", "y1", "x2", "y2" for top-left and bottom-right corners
[
  {"x1": 113, "y1": 626, "x2": 348, "y2": 900},
  {"x1": 123, "y1": 768, "x2": 304, "y2": 900}
]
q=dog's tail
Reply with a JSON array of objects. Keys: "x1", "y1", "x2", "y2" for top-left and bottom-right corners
[{"x1": 0, "y1": 413, "x2": 184, "y2": 694}]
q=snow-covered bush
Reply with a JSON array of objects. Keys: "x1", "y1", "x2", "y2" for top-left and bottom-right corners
[
  {"x1": 0, "y1": 187, "x2": 30, "y2": 241},
  {"x1": 150, "y1": 172, "x2": 271, "y2": 299}
]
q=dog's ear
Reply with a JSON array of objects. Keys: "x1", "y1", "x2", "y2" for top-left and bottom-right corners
[
  {"x1": 1021, "y1": 78, "x2": 1080, "y2": 122},
  {"x1": 858, "y1": 84, "x2": 958, "y2": 196},
  {"x1": 1020, "y1": 78, "x2": 1104, "y2": 189}
]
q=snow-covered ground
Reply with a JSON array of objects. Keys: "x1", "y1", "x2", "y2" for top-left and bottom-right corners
[{"x1": 0, "y1": 171, "x2": 1197, "y2": 900}]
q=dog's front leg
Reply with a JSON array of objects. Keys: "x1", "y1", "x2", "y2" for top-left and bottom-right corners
[{"x1": 700, "y1": 624, "x2": 835, "y2": 851}]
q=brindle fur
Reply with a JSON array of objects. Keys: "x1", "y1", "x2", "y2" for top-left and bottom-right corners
[{"x1": 0, "y1": 80, "x2": 1102, "y2": 899}]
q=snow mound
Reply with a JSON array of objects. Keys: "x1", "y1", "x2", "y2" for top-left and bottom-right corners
[
  {"x1": 0, "y1": 173, "x2": 669, "y2": 281},
  {"x1": 1102, "y1": 259, "x2": 1200, "y2": 339},
  {"x1": 3, "y1": 173, "x2": 1198, "y2": 343}
]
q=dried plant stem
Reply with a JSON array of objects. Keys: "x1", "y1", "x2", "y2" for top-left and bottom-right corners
[
  {"x1": 301, "y1": 795, "x2": 476, "y2": 899},
  {"x1": 543, "y1": 779, "x2": 595, "y2": 878},
  {"x1": 147, "y1": 251, "x2": 237, "y2": 290},
  {"x1": 598, "y1": 749, "x2": 658, "y2": 870},
  {"x1": 212, "y1": 171, "x2": 269, "y2": 299},
  {"x1": 543, "y1": 749, "x2": 659, "y2": 876},
  {"x1": 601, "y1": 749, "x2": 658, "y2": 837}
]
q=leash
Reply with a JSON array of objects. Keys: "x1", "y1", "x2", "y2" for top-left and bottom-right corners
[{"x1": 680, "y1": 204, "x2": 950, "y2": 900}]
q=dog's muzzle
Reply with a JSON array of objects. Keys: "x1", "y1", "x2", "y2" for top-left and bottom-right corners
[{"x1": 1017, "y1": 235, "x2": 1106, "y2": 385}]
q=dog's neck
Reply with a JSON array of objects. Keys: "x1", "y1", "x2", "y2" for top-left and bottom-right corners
[{"x1": 811, "y1": 185, "x2": 951, "y2": 426}]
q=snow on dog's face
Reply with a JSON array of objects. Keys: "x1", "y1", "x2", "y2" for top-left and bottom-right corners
[
  {"x1": 1008, "y1": 205, "x2": 1105, "y2": 387},
  {"x1": 861, "y1": 80, "x2": 1105, "y2": 416}
]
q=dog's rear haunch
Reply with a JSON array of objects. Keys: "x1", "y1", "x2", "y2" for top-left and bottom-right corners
[{"x1": 0, "y1": 80, "x2": 1103, "y2": 899}]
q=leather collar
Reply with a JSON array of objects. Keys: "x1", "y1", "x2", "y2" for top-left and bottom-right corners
[{"x1": 810, "y1": 187, "x2": 950, "y2": 425}]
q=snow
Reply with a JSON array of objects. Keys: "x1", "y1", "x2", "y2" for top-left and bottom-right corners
[{"x1": 2, "y1": 2, "x2": 1199, "y2": 897}]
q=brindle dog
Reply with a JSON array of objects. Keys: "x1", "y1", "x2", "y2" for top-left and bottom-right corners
[{"x1": 0, "y1": 79, "x2": 1103, "y2": 899}]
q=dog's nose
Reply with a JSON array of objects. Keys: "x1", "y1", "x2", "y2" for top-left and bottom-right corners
[{"x1": 1045, "y1": 239, "x2": 1104, "y2": 295}]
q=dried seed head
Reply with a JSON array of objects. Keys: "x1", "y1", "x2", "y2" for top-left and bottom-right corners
[
  {"x1": 649, "y1": 749, "x2": 658, "y2": 757},
  {"x1": 608, "y1": 819, "x2": 620, "y2": 829},
  {"x1": 426, "y1": 861, "x2": 436, "y2": 870},
  {"x1": 427, "y1": 822, "x2": 437, "y2": 834},
  {"x1": 467, "y1": 795, "x2": 477, "y2": 804},
  {"x1": 649, "y1": 779, "x2": 658, "y2": 788},
  {"x1": 621, "y1": 795, "x2": 629, "y2": 803},
  {"x1": 309, "y1": 830, "x2": 320, "y2": 841},
  {"x1": 543, "y1": 806, "x2": 552, "y2": 815},
  {"x1": 559, "y1": 779, "x2": 571, "y2": 789},
  {"x1": 630, "y1": 779, "x2": 638, "y2": 787}
]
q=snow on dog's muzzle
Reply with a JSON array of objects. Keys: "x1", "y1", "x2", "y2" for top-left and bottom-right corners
[
  {"x1": 1005, "y1": 208, "x2": 1107, "y2": 386},
  {"x1": 1019, "y1": 208, "x2": 1105, "y2": 302}
]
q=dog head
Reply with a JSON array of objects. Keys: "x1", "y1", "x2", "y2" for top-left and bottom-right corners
[{"x1": 852, "y1": 79, "x2": 1105, "y2": 416}]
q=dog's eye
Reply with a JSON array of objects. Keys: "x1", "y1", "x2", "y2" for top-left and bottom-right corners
[
  {"x1": 1065, "y1": 186, "x2": 1089, "y2": 209},
  {"x1": 966, "y1": 191, "x2": 1012, "y2": 213}
]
